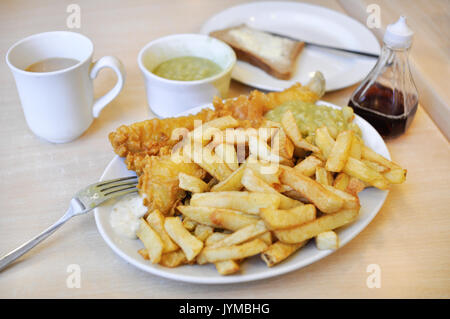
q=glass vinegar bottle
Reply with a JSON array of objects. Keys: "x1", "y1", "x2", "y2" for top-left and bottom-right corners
[{"x1": 349, "y1": 16, "x2": 418, "y2": 138}]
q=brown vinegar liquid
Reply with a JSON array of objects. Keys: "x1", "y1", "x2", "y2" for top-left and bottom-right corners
[{"x1": 349, "y1": 82, "x2": 418, "y2": 138}]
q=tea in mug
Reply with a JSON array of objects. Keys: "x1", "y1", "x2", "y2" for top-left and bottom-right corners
[{"x1": 25, "y1": 57, "x2": 79, "y2": 73}]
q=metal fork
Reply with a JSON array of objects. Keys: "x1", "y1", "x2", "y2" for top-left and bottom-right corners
[{"x1": 0, "y1": 176, "x2": 138, "y2": 272}]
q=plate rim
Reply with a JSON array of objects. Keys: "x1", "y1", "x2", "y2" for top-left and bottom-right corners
[
  {"x1": 94, "y1": 101, "x2": 389, "y2": 284},
  {"x1": 199, "y1": 1, "x2": 381, "y2": 92}
]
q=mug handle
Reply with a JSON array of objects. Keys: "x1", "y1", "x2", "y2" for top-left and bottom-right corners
[{"x1": 90, "y1": 56, "x2": 126, "y2": 118}]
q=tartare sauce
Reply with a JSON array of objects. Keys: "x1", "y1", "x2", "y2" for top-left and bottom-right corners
[{"x1": 109, "y1": 193, "x2": 147, "y2": 239}]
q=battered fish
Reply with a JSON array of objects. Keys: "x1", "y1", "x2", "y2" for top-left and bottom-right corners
[
  {"x1": 109, "y1": 108, "x2": 218, "y2": 173},
  {"x1": 212, "y1": 73, "x2": 324, "y2": 127},
  {"x1": 138, "y1": 155, "x2": 206, "y2": 215}
]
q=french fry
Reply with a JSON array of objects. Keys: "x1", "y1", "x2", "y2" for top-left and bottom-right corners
[
  {"x1": 346, "y1": 177, "x2": 366, "y2": 196},
  {"x1": 208, "y1": 220, "x2": 268, "y2": 249},
  {"x1": 207, "y1": 177, "x2": 219, "y2": 188},
  {"x1": 186, "y1": 142, "x2": 233, "y2": 181},
  {"x1": 325, "y1": 130, "x2": 353, "y2": 172},
  {"x1": 248, "y1": 135, "x2": 290, "y2": 165},
  {"x1": 315, "y1": 231, "x2": 339, "y2": 250},
  {"x1": 178, "y1": 172, "x2": 209, "y2": 193},
  {"x1": 194, "y1": 224, "x2": 214, "y2": 242},
  {"x1": 362, "y1": 160, "x2": 389, "y2": 173},
  {"x1": 322, "y1": 185, "x2": 360, "y2": 210},
  {"x1": 281, "y1": 110, "x2": 319, "y2": 153},
  {"x1": 253, "y1": 127, "x2": 279, "y2": 143},
  {"x1": 349, "y1": 135, "x2": 362, "y2": 159},
  {"x1": 261, "y1": 241, "x2": 307, "y2": 267},
  {"x1": 203, "y1": 127, "x2": 224, "y2": 149},
  {"x1": 262, "y1": 119, "x2": 282, "y2": 129},
  {"x1": 137, "y1": 248, "x2": 149, "y2": 260},
  {"x1": 259, "y1": 232, "x2": 273, "y2": 245},
  {"x1": 343, "y1": 157, "x2": 389, "y2": 189},
  {"x1": 282, "y1": 190, "x2": 310, "y2": 204},
  {"x1": 361, "y1": 145, "x2": 402, "y2": 170},
  {"x1": 215, "y1": 260, "x2": 240, "y2": 275},
  {"x1": 315, "y1": 167, "x2": 333, "y2": 185},
  {"x1": 208, "y1": 129, "x2": 225, "y2": 147},
  {"x1": 199, "y1": 228, "x2": 268, "y2": 264},
  {"x1": 177, "y1": 206, "x2": 258, "y2": 231},
  {"x1": 276, "y1": 184, "x2": 293, "y2": 193},
  {"x1": 260, "y1": 204, "x2": 316, "y2": 230},
  {"x1": 383, "y1": 167, "x2": 407, "y2": 184},
  {"x1": 271, "y1": 128, "x2": 294, "y2": 159},
  {"x1": 280, "y1": 167, "x2": 344, "y2": 213},
  {"x1": 274, "y1": 208, "x2": 359, "y2": 244},
  {"x1": 205, "y1": 232, "x2": 228, "y2": 246},
  {"x1": 190, "y1": 191, "x2": 281, "y2": 215},
  {"x1": 221, "y1": 127, "x2": 249, "y2": 146},
  {"x1": 182, "y1": 217, "x2": 197, "y2": 231},
  {"x1": 164, "y1": 217, "x2": 204, "y2": 261},
  {"x1": 241, "y1": 168, "x2": 302, "y2": 209},
  {"x1": 215, "y1": 143, "x2": 239, "y2": 171},
  {"x1": 246, "y1": 159, "x2": 281, "y2": 186},
  {"x1": 136, "y1": 218, "x2": 164, "y2": 264},
  {"x1": 294, "y1": 155, "x2": 323, "y2": 177},
  {"x1": 160, "y1": 250, "x2": 187, "y2": 268},
  {"x1": 198, "y1": 239, "x2": 268, "y2": 263},
  {"x1": 146, "y1": 210, "x2": 179, "y2": 253},
  {"x1": 210, "y1": 162, "x2": 246, "y2": 192},
  {"x1": 190, "y1": 116, "x2": 239, "y2": 144},
  {"x1": 211, "y1": 127, "x2": 269, "y2": 148},
  {"x1": 315, "y1": 126, "x2": 335, "y2": 159},
  {"x1": 198, "y1": 231, "x2": 242, "y2": 273},
  {"x1": 219, "y1": 127, "x2": 277, "y2": 146},
  {"x1": 333, "y1": 172, "x2": 350, "y2": 191},
  {"x1": 200, "y1": 145, "x2": 234, "y2": 181}
]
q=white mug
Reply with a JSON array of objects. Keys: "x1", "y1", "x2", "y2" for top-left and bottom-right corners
[
  {"x1": 6, "y1": 31, "x2": 126, "y2": 143},
  {"x1": 138, "y1": 34, "x2": 236, "y2": 118}
]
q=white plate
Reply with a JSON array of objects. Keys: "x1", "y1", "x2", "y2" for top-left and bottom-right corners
[
  {"x1": 94, "y1": 102, "x2": 389, "y2": 284},
  {"x1": 200, "y1": 1, "x2": 380, "y2": 92}
]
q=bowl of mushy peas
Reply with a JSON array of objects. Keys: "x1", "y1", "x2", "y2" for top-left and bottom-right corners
[{"x1": 138, "y1": 34, "x2": 236, "y2": 117}]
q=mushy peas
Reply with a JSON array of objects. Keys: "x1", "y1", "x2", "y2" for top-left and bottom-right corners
[
  {"x1": 152, "y1": 56, "x2": 222, "y2": 81},
  {"x1": 265, "y1": 100, "x2": 361, "y2": 140}
]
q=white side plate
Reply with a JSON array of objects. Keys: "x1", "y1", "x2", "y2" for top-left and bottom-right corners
[{"x1": 200, "y1": 1, "x2": 380, "y2": 92}]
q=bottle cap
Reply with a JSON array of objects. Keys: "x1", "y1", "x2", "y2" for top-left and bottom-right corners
[{"x1": 383, "y1": 16, "x2": 413, "y2": 49}]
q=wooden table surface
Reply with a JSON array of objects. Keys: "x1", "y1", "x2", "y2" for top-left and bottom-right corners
[{"x1": 0, "y1": 0, "x2": 449, "y2": 298}]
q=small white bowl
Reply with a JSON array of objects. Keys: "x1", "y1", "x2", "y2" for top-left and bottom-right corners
[{"x1": 138, "y1": 34, "x2": 236, "y2": 118}]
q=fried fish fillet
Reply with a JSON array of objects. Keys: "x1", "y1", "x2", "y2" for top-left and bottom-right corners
[
  {"x1": 212, "y1": 90, "x2": 267, "y2": 128},
  {"x1": 109, "y1": 108, "x2": 218, "y2": 173},
  {"x1": 212, "y1": 77, "x2": 323, "y2": 127},
  {"x1": 138, "y1": 155, "x2": 206, "y2": 215}
]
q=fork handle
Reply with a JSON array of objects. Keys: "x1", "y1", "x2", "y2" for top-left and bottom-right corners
[{"x1": 0, "y1": 207, "x2": 74, "y2": 272}]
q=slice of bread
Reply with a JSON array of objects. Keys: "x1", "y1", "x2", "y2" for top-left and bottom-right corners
[{"x1": 210, "y1": 25, "x2": 304, "y2": 80}]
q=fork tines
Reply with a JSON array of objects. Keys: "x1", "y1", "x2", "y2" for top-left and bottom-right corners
[
  {"x1": 95, "y1": 175, "x2": 138, "y2": 188},
  {"x1": 96, "y1": 176, "x2": 138, "y2": 196}
]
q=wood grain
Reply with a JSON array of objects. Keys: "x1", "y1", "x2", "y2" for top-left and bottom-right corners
[{"x1": 0, "y1": 0, "x2": 449, "y2": 298}]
